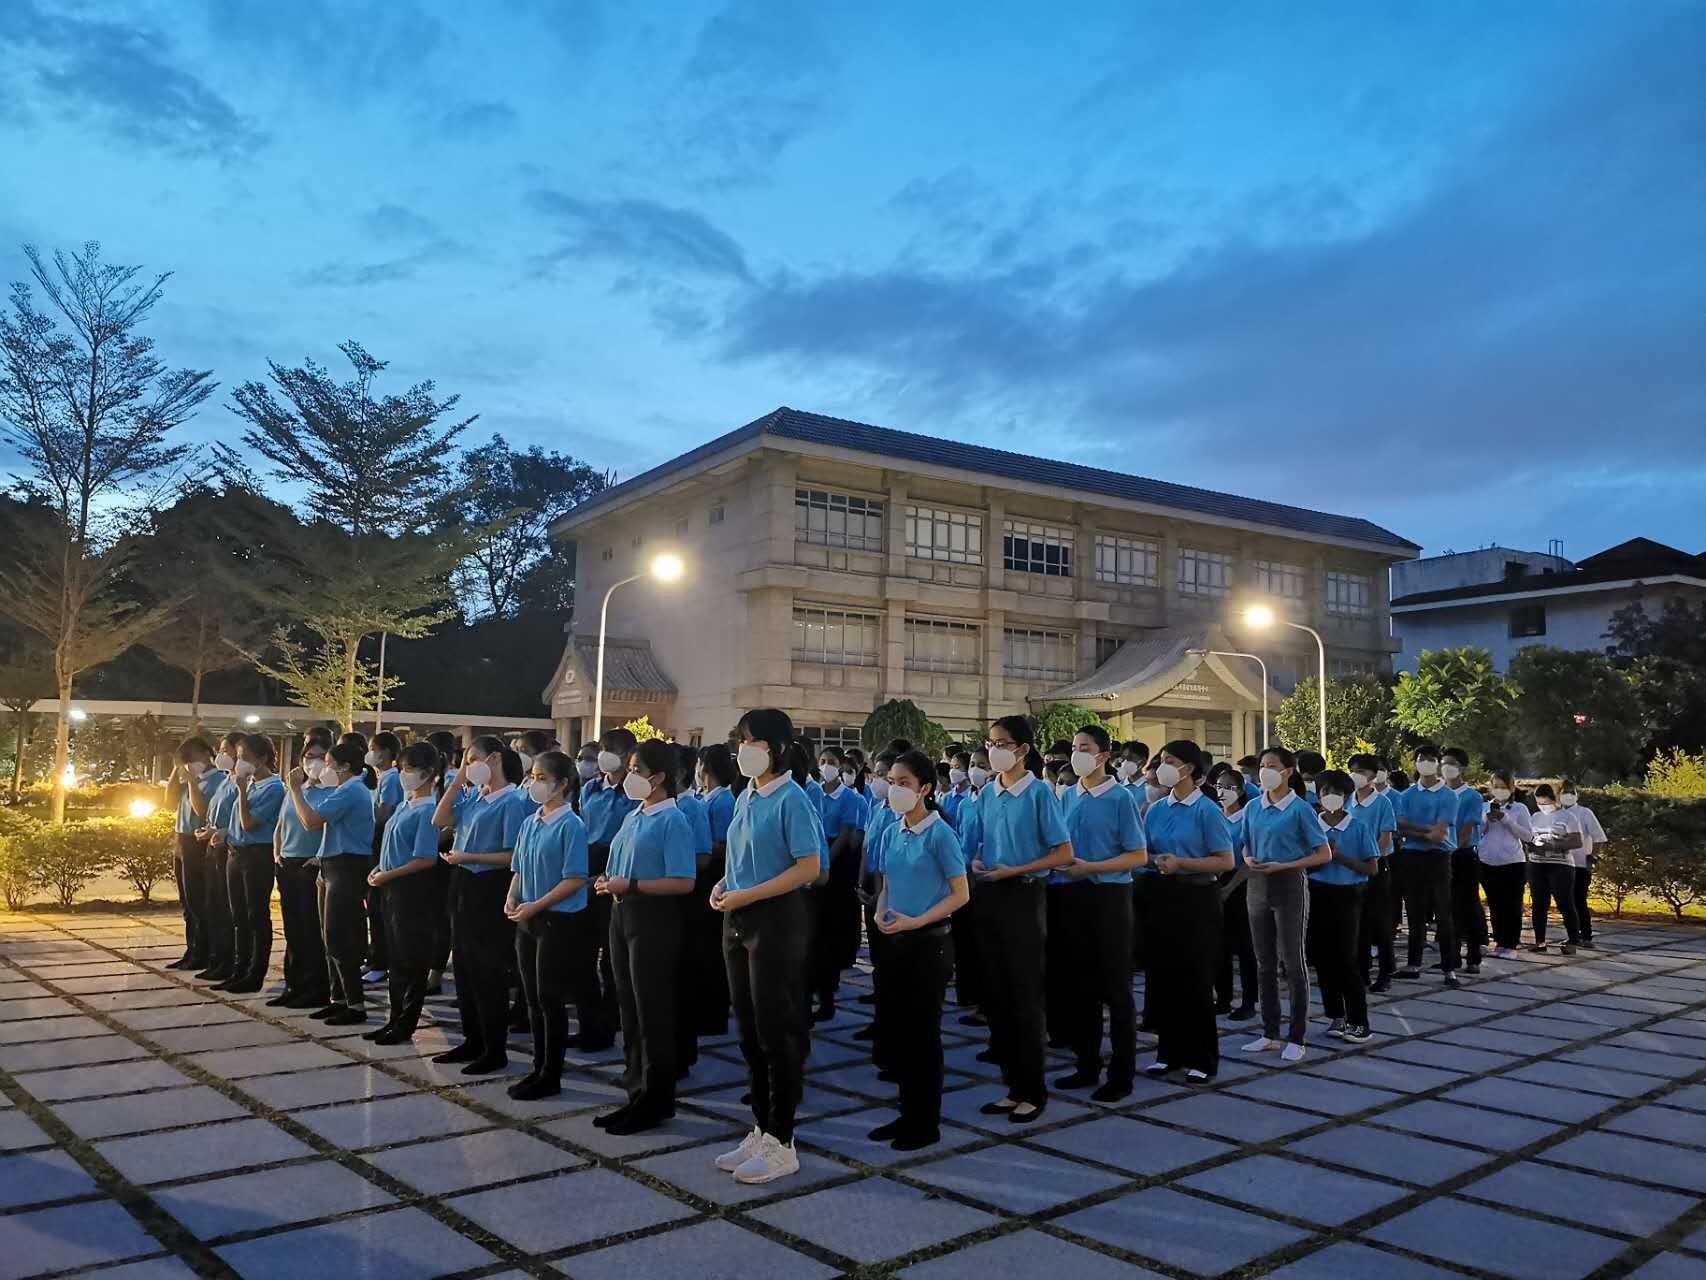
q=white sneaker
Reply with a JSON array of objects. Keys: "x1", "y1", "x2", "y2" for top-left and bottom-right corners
[
  {"x1": 714, "y1": 1126, "x2": 763, "y2": 1172},
  {"x1": 1242, "y1": 1038, "x2": 1282, "y2": 1053},
  {"x1": 732, "y1": 1133, "x2": 799, "y2": 1184},
  {"x1": 1281, "y1": 1043, "x2": 1307, "y2": 1063}
]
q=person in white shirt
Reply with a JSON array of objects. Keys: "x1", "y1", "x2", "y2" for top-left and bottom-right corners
[
  {"x1": 1526, "y1": 784, "x2": 1584, "y2": 953},
  {"x1": 1557, "y1": 780, "x2": 1606, "y2": 949},
  {"x1": 1477, "y1": 770, "x2": 1533, "y2": 957}
]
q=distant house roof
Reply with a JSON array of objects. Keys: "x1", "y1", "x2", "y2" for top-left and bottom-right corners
[
  {"x1": 1391, "y1": 538, "x2": 1706, "y2": 610},
  {"x1": 570, "y1": 638, "x2": 676, "y2": 697},
  {"x1": 554, "y1": 406, "x2": 1419, "y2": 553}
]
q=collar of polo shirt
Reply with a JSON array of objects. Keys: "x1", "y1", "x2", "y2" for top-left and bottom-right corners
[
  {"x1": 1167, "y1": 786, "x2": 1203, "y2": 807},
  {"x1": 1077, "y1": 778, "x2": 1117, "y2": 798},
  {"x1": 995, "y1": 771, "x2": 1036, "y2": 797},
  {"x1": 1261, "y1": 789, "x2": 1297, "y2": 811},
  {"x1": 641, "y1": 796, "x2": 678, "y2": 815},
  {"x1": 755, "y1": 774, "x2": 791, "y2": 798},
  {"x1": 903, "y1": 810, "x2": 942, "y2": 835}
]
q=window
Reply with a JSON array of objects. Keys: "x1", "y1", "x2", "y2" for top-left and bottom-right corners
[
  {"x1": 708, "y1": 504, "x2": 725, "y2": 526},
  {"x1": 1178, "y1": 548, "x2": 1233, "y2": 597},
  {"x1": 1325, "y1": 571, "x2": 1372, "y2": 616},
  {"x1": 800, "y1": 725, "x2": 862, "y2": 753},
  {"x1": 905, "y1": 618, "x2": 981, "y2": 674},
  {"x1": 1509, "y1": 604, "x2": 1546, "y2": 638},
  {"x1": 1003, "y1": 519, "x2": 1073, "y2": 576},
  {"x1": 1330, "y1": 658, "x2": 1376, "y2": 678},
  {"x1": 1095, "y1": 635, "x2": 1123, "y2": 668},
  {"x1": 1004, "y1": 628, "x2": 1077, "y2": 681},
  {"x1": 905, "y1": 505, "x2": 983, "y2": 564},
  {"x1": 630, "y1": 534, "x2": 643, "y2": 548},
  {"x1": 795, "y1": 488, "x2": 883, "y2": 551},
  {"x1": 1253, "y1": 560, "x2": 1307, "y2": 600},
  {"x1": 791, "y1": 606, "x2": 881, "y2": 667},
  {"x1": 600, "y1": 546, "x2": 613, "y2": 562},
  {"x1": 1094, "y1": 534, "x2": 1158, "y2": 586}
]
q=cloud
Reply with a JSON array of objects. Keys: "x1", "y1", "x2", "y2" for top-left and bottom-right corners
[
  {"x1": 525, "y1": 190, "x2": 753, "y2": 282},
  {"x1": 436, "y1": 99, "x2": 519, "y2": 139},
  {"x1": 0, "y1": 0, "x2": 263, "y2": 158},
  {"x1": 362, "y1": 203, "x2": 445, "y2": 243}
]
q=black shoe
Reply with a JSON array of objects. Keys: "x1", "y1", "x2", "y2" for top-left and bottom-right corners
[
  {"x1": 592, "y1": 1102, "x2": 634, "y2": 1129},
  {"x1": 508, "y1": 1011, "x2": 530, "y2": 1034},
  {"x1": 195, "y1": 965, "x2": 233, "y2": 982},
  {"x1": 851, "y1": 1024, "x2": 877, "y2": 1042},
  {"x1": 877, "y1": 1069, "x2": 899, "y2": 1083},
  {"x1": 361, "y1": 1022, "x2": 396, "y2": 1041},
  {"x1": 1464, "y1": 963, "x2": 1482, "y2": 976},
  {"x1": 222, "y1": 977, "x2": 263, "y2": 994},
  {"x1": 1340, "y1": 1024, "x2": 1372, "y2": 1043},
  {"x1": 1580, "y1": 938, "x2": 1596, "y2": 949},
  {"x1": 166, "y1": 954, "x2": 201, "y2": 971},
  {"x1": 811, "y1": 1001, "x2": 836, "y2": 1024},
  {"x1": 423, "y1": 982, "x2": 444, "y2": 997},
  {"x1": 309, "y1": 1004, "x2": 345, "y2": 1021},
  {"x1": 1054, "y1": 1069, "x2": 1099, "y2": 1091},
  {"x1": 975, "y1": 1048, "x2": 999, "y2": 1064},
  {"x1": 1560, "y1": 943, "x2": 1577, "y2": 956},
  {"x1": 857, "y1": 991, "x2": 877, "y2": 1005},
  {"x1": 1091, "y1": 1079, "x2": 1132, "y2": 1103},
  {"x1": 1395, "y1": 967, "x2": 1421, "y2": 980},
  {"x1": 978, "y1": 1099, "x2": 1018, "y2": 1116},
  {"x1": 460, "y1": 1054, "x2": 508, "y2": 1076},
  {"x1": 1228, "y1": 1005, "x2": 1256, "y2": 1021},
  {"x1": 1443, "y1": 974, "x2": 1461, "y2": 988},
  {"x1": 434, "y1": 1043, "x2": 482, "y2": 1065},
  {"x1": 324, "y1": 1007, "x2": 367, "y2": 1026},
  {"x1": 740, "y1": 1091, "x2": 752, "y2": 1106},
  {"x1": 265, "y1": 989, "x2": 298, "y2": 1007},
  {"x1": 1008, "y1": 1101, "x2": 1046, "y2": 1124},
  {"x1": 1528, "y1": 943, "x2": 1549, "y2": 953},
  {"x1": 866, "y1": 1118, "x2": 906, "y2": 1142},
  {"x1": 1137, "y1": 1018, "x2": 1156, "y2": 1034},
  {"x1": 373, "y1": 1025, "x2": 415, "y2": 1046},
  {"x1": 1213, "y1": 1000, "x2": 1232, "y2": 1015},
  {"x1": 1369, "y1": 976, "x2": 1392, "y2": 993},
  {"x1": 1047, "y1": 1036, "x2": 1069, "y2": 1050},
  {"x1": 957, "y1": 1011, "x2": 987, "y2": 1027},
  {"x1": 286, "y1": 991, "x2": 330, "y2": 1009},
  {"x1": 603, "y1": 1104, "x2": 667, "y2": 1136},
  {"x1": 508, "y1": 1075, "x2": 562, "y2": 1101},
  {"x1": 891, "y1": 1128, "x2": 940, "y2": 1151}
]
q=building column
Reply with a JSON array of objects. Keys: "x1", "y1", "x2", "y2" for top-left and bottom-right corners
[
  {"x1": 883, "y1": 600, "x2": 907, "y2": 702},
  {"x1": 985, "y1": 607, "x2": 1006, "y2": 716}
]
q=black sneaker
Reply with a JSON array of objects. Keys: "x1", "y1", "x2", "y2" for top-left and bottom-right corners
[
  {"x1": 1369, "y1": 976, "x2": 1392, "y2": 993},
  {"x1": 1340, "y1": 1024, "x2": 1372, "y2": 1043},
  {"x1": 1228, "y1": 1004, "x2": 1256, "y2": 1021},
  {"x1": 1464, "y1": 963, "x2": 1482, "y2": 976},
  {"x1": 1053, "y1": 1069, "x2": 1099, "y2": 1091},
  {"x1": 1560, "y1": 943, "x2": 1577, "y2": 956},
  {"x1": 1527, "y1": 943, "x2": 1549, "y2": 953},
  {"x1": 1395, "y1": 968, "x2": 1421, "y2": 980},
  {"x1": 1443, "y1": 974, "x2": 1461, "y2": 988}
]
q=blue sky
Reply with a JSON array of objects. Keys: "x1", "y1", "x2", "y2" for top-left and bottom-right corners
[{"x1": 1, "y1": 0, "x2": 1701, "y2": 560}]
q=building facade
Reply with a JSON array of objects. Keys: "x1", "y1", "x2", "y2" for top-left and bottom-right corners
[{"x1": 545, "y1": 408, "x2": 1417, "y2": 759}]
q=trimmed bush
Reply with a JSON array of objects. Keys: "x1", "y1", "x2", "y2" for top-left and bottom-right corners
[
  {"x1": 18, "y1": 823, "x2": 113, "y2": 907},
  {"x1": 83, "y1": 813, "x2": 177, "y2": 904}
]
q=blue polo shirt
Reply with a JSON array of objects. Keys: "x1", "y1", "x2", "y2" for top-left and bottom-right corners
[
  {"x1": 276, "y1": 788, "x2": 322, "y2": 860},
  {"x1": 206, "y1": 775, "x2": 239, "y2": 838},
  {"x1": 304, "y1": 777, "x2": 377, "y2": 858},
  {"x1": 882, "y1": 811, "x2": 966, "y2": 917},
  {"x1": 1060, "y1": 780, "x2": 1145, "y2": 884},
  {"x1": 1142, "y1": 789, "x2": 1233, "y2": 878},
  {"x1": 1312, "y1": 810, "x2": 1378, "y2": 885},
  {"x1": 581, "y1": 778, "x2": 638, "y2": 846},
  {"x1": 675, "y1": 790, "x2": 714, "y2": 857},
  {"x1": 940, "y1": 787, "x2": 974, "y2": 828},
  {"x1": 1348, "y1": 790, "x2": 1397, "y2": 856},
  {"x1": 1224, "y1": 805, "x2": 1249, "y2": 867},
  {"x1": 228, "y1": 775, "x2": 285, "y2": 847},
  {"x1": 976, "y1": 773, "x2": 1070, "y2": 878},
  {"x1": 724, "y1": 776, "x2": 822, "y2": 892},
  {"x1": 512, "y1": 805, "x2": 590, "y2": 912},
  {"x1": 1397, "y1": 781, "x2": 1459, "y2": 853},
  {"x1": 607, "y1": 800, "x2": 697, "y2": 882},
  {"x1": 1448, "y1": 783, "x2": 1487, "y2": 848},
  {"x1": 450, "y1": 784, "x2": 529, "y2": 873},
  {"x1": 864, "y1": 802, "x2": 901, "y2": 872},
  {"x1": 379, "y1": 796, "x2": 441, "y2": 873},
  {"x1": 374, "y1": 767, "x2": 404, "y2": 819},
  {"x1": 1245, "y1": 791, "x2": 1328, "y2": 866},
  {"x1": 820, "y1": 784, "x2": 868, "y2": 844},
  {"x1": 705, "y1": 786, "x2": 735, "y2": 847},
  {"x1": 176, "y1": 768, "x2": 223, "y2": 835}
]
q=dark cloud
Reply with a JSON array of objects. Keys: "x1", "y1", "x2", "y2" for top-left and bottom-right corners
[
  {"x1": 0, "y1": 0, "x2": 263, "y2": 158},
  {"x1": 525, "y1": 190, "x2": 753, "y2": 282},
  {"x1": 437, "y1": 99, "x2": 519, "y2": 139}
]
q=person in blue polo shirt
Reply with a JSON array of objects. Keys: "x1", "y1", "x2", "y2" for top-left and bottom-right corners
[
  {"x1": 166, "y1": 736, "x2": 221, "y2": 973},
  {"x1": 1440, "y1": 746, "x2": 1489, "y2": 974},
  {"x1": 1207, "y1": 762, "x2": 1257, "y2": 1021},
  {"x1": 362, "y1": 731, "x2": 405, "y2": 987},
  {"x1": 1393, "y1": 742, "x2": 1461, "y2": 987},
  {"x1": 576, "y1": 726, "x2": 640, "y2": 1050},
  {"x1": 364, "y1": 741, "x2": 444, "y2": 1046},
  {"x1": 689, "y1": 745, "x2": 739, "y2": 1039},
  {"x1": 870, "y1": 749, "x2": 969, "y2": 1150},
  {"x1": 269, "y1": 729, "x2": 332, "y2": 1010},
  {"x1": 223, "y1": 734, "x2": 286, "y2": 994},
  {"x1": 969, "y1": 714, "x2": 1073, "y2": 1123},
  {"x1": 671, "y1": 744, "x2": 715, "y2": 1072},
  {"x1": 195, "y1": 729, "x2": 247, "y2": 983},
  {"x1": 1054, "y1": 724, "x2": 1147, "y2": 1102},
  {"x1": 1345, "y1": 752, "x2": 1398, "y2": 992},
  {"x1": 289, "y1": 739, "x2": 376, "y2": 1025},
  {"x1": 504, "y1": 750, "x2": 594, "y2": 1099},
  {"x1": 1310, "y1": 770, "x2": 1379, "y2": 1043},
  {"x1": 809, "y1": 745, "x2": 868, "y2": 1024},
  {"x1": 855, "y1": 749, "x2": 903, "y2": 1049},
  {"x1": 594, "y1": 739, "x2": 697, "y2": 1135}
]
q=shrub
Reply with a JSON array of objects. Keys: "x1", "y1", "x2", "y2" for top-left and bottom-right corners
[
  {"x1": 861, "y1": 699, "x2": 951, "y2": 758},
  {"x1": 1591, "y1": 838, "x2": 1648, "y2": 917},
  {"x1": 17, "y1": 822, "x2": 115, "y2": 908},
  {"x1": 83, "y1": 813, "x2": 177, "y2": 904},
  {"x1": 621, "y1": 715, "x2": 671, "y2": 744},
  {"x1": 1646, "y1": 748, "x2": 1706, "y2": 799},
  {"x1": 1033, "y1": 704, "x2": 1105, "y2": 752}
]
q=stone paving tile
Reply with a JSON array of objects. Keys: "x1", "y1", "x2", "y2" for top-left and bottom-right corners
[
  {"x1": 1265, "y1": 1241, "x2": 1472, "y2": 1278},
  {"x1": 1561, "y1": 1044, "x2": 1701, "y2": 1079},
  {"x1": 294, "y1": 1092, "x2": 491, "y2": 1150},
  {"x1": 97, "y1": 1117, "x2": 316, "y2": 1185},
  {"x1": 1180, "y1": 1152, "x2": 1409, "y2": 1226},
  {"x1": 13, "y1": 1058, "x2": 191, "y2": 1102},
  {"x1": 152, "y1": 1159, "x2": 395, "y2": 1240},
  {"x1": 0, "y1": 1147, "x2": 100, "y2": 1208},
  {"x1": 907, "y1": 1144, "x2": 1129, "y2": 1214},
  {"x1": 72, "y1": 1257, "x2": 199, "y2": 1280},
  {"x1": 1030, "y1": 1114, "x2": 1235, "y2": 1175},
  {"x1": 188, "y1": 1040, "x2": 352, "y2": 1079},
  {"x1": 1372, "y1": 1099, "x2": 1565, "y2": 1151},
  {"x1": 448, "y1": 1167, "x2": 693, "y2": 1253},
  {"x1": 631, "y1": 1141, "x2": 850, "y2": 1206},
  {"x1": 106, "y1": 1002, "x2": 251, "y2": 1033},
  {"x1": 1541, "y1": 1131, "x2": 1706, "y2": 1194},
  {"x1": 795, "y1": 1105, "x2": 980, "y2": 1168},
  {"x1": 898, "y1": 1228, "x2": 1167, "y2": 1280},
  {"x1": 1227, "y1": 1072, "x2": 1403, "y2": 1117},
  {"x1": 235, "y1": 1063, "x2": 416, "y2": 1110},
  {"x1": 1611, "y1": 1028, "x2": 1706, "y2": 1059},
  {"x1": 1145, "y1": 1092, "x2": 1322, "y2": 1143},
  {"x1": 50, "y1": 972, "x2": 175, "y2": 995},
  {"x1": 749, "y1": 1175, "x2": 998, "y2": 1265},
  {"x1": 935, "y1": 1083, "x2": 1092, "y2": 1133},
  {"x1": 1441, "y1": 1076, "x2": 1613, "y2": 1125},
  {"x1": 556, "y1": 1218, "x2": 839, "y2": 1280},
  {"x1": 1656, "y1": 1084, "x2": 1706, "y2": 1113},
  {"x1": 365, "y1": 1127, "x2": 583, "y2": 1195},
  {"x1": 52, "y1": 1084, "x2": 250, "y2": 1139},
  {"x1": 146, "y1": 1020, "x2": 297, "y2": 1054},
  {"x1": 1605, "y1": 1104, "x2": 1706, "y2": 1148},
  {"x1": 0, "y1": 1032, "x2": 150, "y2": 1071},
  {"x1": 0, "y1": 1109, "x2": 51, "y2": 1151},
  {"x1": 1368, "y1": 1198, "x2": 1629, "y2": 1280},
  {"x1": 543, "y1": 1106, "x2": 738, "y2": 1159},
  {"x1": 1288, "y1": 1126, "x2": 1493, "y2": 1185},
  {"x1": 1058, "y1": 1184, "x2": 1312, "y2": 1275},
  {"x1": 1430, "y1": 1025, "x2": 1573, "y2": 1056},
  {"x1": 0, "y1": 1199, "x2": 168, "y2": 1280},
  {"x1": 0, "y1": 996, "x2": 81, "y2": 1022},
  {"x1": 1370, "y1": 1039, "x2": 1521, "y2": 1074},
  {"x1": 1460, "y1": 1161, "x2": 1697, "y2": 1238},
  {"x1": 1298, "y1": 1054, "x2": 1466, "y2": 1093},
  {"x1": 1503, "y1": 1059, "x2": 1652, "y2": 1098},
  {"x1": 1631, "y1": 1255, "x2": 1706, "y2": 1280},
  {"x1": 215, "y1": 1205, "x2": 496, "y2": 1278}
]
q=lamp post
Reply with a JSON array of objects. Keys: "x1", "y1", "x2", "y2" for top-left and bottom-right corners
[
  {"x1": 1244, "y1": 605, "x2": 1328, "y2": 757},
  {"x1": 1187, "y1": 648, "x2": 1270, "y2": 748},
  {"x1": 593, "y1": 552, "x2": 685, "y2": 739}
]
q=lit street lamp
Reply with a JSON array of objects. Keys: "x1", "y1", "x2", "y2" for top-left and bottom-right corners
[
  {"x1": 1244, "y1": 605, "x2": 1328, "y2": 756},
  {"x1": 593, "y1": 553, "x2": 685, "y2": 739},
  {"x1": 1187, "y1": 648, "x2": 1270, "y2": 747}
]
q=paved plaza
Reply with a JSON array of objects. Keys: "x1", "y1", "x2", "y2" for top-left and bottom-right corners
[{"x1": 0, "y1": 911, "x2": 1703, "y2": 1279}]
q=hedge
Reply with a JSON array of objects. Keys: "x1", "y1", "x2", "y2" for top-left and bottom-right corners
[
  {"x1": 0, "y1": 809, "x2": 177, "y2": 909},
  {"x1": 1571, "y1": 787, "x2": 1706, "y2": 919}
]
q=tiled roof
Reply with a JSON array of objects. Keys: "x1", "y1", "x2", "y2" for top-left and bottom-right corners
[
  {"x1": 1391, "y1": 538, "x2": 1706, "y2": 608},
  {"x1": 570, "y1": 638, "x2": 676, "y2": 695},
  {"x1": 556, "y1": 406, "x2": 1419, "y2": 552}
]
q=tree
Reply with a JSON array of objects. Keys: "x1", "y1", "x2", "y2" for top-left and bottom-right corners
[
  {"x1": 1604, "y1": 595, "x2": 1706, "y2": 666},
  {"x1": 0, "y1": 624, "x2": 53, "y2": 798},
  {"x1": 220, "y1": 341, "x2": 475, "y2": 537},
  {"x1": 0, "y1": 242, "x2": 213, "y2": 822},
  {"x1": 1033, "y1": 703, "x2": 1105, "y2": 751},
  {"x1": 451, "y1": 437, "x2": 610, "y2": 618},
  {"x1": 1391, "y1": 647, "x2": 1514, "y2": 763},
  {"x1": 860, "y1": 699, "x2": 950, "y2": 758},
  {"x1": 1276, "y1": 674, "x2": 1396, "y2": 763},
  {"x1": 1605, "y1": 597, "x2": 1706, "y2": 757},
  {"x1": 622, "y1": 715, "x2": 671, "y2": 744},
  {"x1": 1506, "y1": 646, "x2": 1645, "y2": 781}
]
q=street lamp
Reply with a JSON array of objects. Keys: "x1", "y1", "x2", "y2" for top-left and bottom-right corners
[
  {"x1": 1243, "y1": 605, "x2": 1328, "y2": 756},
  {"x1": 593, "y1": 552, "x2": 686, "y2": 738},
  {"x1": 1187, "y1": 648, "x2": 1270, "y2": 747},
  {"x1": 242, "y1": 713, "x2": 260, "y2": 725}
]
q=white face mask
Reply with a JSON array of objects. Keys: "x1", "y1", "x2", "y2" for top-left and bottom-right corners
[
  {"x1": 1305, "y1": 780, "x2": 1318, "y2": 797},
  {"x1": 187, "y1": 761, "x2": 208, "y2": 777},
  {"x1": 318, "y1": 765, "x2": 342, "y2": 788},
  {"x1": 1070, "y1": 750, "x2": 1101, "y2": 779},
  {"x1": 597, "y1": 750, "x2": 623, "y2": 775},
  {"x1": 1155, "y1": 761, "x2": 1184, "y2": 789},
  {"x1": 517, "y1": 752, "x2": 534, "y2": 774},
  {"x1": 400, "y1": 769, "x2": 426, "y2": 794},
  {"x1": 527, "y1": 778, "x2": 555, "y2": 806},
  {"x1": 948, "y1": 768, "x2": 968, "y2": 786},
  {"x1": 869, "y1": 777, "x2": 890, "y2": 802},
  {"x1": 1415, "y1": 758, "x2": 1440, "y2": 778},
  {"x1": 1351, "y1": 771, "x2": 1372, "y2": 791},
  {"x1": 364, "y1": 749, "x2": 382, "y2": 768},
  {"x1": 1217, "y1": 785, "x2": 1241, "y2": 806},
  {"x1": 1491, "y1": 787, "x2": 1512, "y2": 803},
  {"x1": 987, "y1": 745, "x2": 1019, "y2": 774},
  {"x1": 1537, "y1": 801, "x2": 1555, "y2": 813},
  {"x1": 234, "y1": 759, "x2": 256, "y2": 778},
  {"x1": 576, "y1": 760, "x2": 599, "y2": 780},
  {"x1": 1559, "y1": 792, "x2": 1578, "y2": 808},
  {"x1": 1144, "y1": 781, "x2": 1165, "y2": 801},
  {"x1": 1375, "y1": 770, "x2": 1389, "y2": 786},
  {"x1": 1320, "y1": 793, "x2": 1346, "y2": 813},
  {"x1": 1259, "y1": 766, "x2": 1284, "y2": 793},
  {"x1": 462, "y1": 759, "x2": 492, "y2": 788},
  {"x1": 820, "y1": 764, "x2": 840, "y2": 786},
  {"x1": 1441, "y1": 762, "x2": 1462, "y2": 782},
  {"x1": 303, "y1": 758, "x2": 324, "y2": 780},
  {"x1": 213, "y1": 751, "x2": 234, "y2": 772},
  {"x1": 1117, "y1": 760, "x2": 1140, "y2": 781},
  {"x1": 886, "y1": 784, "x2": 919, "y2": 815},
  {"x1": 622, "y1": 771, "x2": 654, "y2": 802},
  {"x1": 968, "y1": 766, "x2": 990, "y2": 788},
  {"x1": 736, "y1": 742, "x2": 771, "y2": 779}
]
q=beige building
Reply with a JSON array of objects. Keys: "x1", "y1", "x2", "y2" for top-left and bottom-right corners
[{"x1": 544, "y1": 408, "x2": 1417, "y2": 760}]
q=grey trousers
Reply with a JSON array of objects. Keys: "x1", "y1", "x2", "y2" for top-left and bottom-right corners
[{"x1": 1247, "y1": 868, "x2": 1311, "y2": 1044}]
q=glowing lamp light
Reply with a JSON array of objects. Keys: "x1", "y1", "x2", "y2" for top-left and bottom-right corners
[
  {"x1": 128, "y1": 799, "x2": 156, "y2": 819},
  {"x1": 650, "y1": 552, "x2": 685, "y2": 583},
  {"x1": 68, "y1": 708, "x2": 88, "y2": 722},
  {"x1": 61, "y1": 764, "x2": 78, "y2": 788},
  {"x1": 243, "y1": 713, "x2": 261, "y2": 725},
  {"x1": 1244, "y1": 604, "x2": 1276, "y2": 630}
]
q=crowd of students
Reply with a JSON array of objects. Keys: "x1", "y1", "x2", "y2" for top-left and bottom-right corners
[{"x1": 161, "y1": 710, "x2": 1607, "y2": 1186}]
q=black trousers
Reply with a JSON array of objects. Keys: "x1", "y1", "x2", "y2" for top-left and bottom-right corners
[
  {"x1": 684, "y1": 852, "x2": 729, "y2": 1037},
  {"x1": 1359, "y1": 859, "x2": 1396, "y2": 983},
  {"x1": 449, "y1": 866, "x2": 513, "y2": 1056},
  {"x1": 1450, "y1": 848, "x2": 1487, "y2": 965},
  {"x1": 976, "y1": 878, "x2": 1047, "y2": 1106},
  {"x1": 1134, "y1": 873, "x2": 1157, "y2": 1023},
  {"x1": 576, "y1": 843, "x2": 618, "y2": 1044},
  {"x1": 612, "y1": 894, "x2": 684, "y2": 1108},
  {"x1": 1148, "y1": 877, "x2": 1221, "y2": 1075},
  {"x1": 202, "y1": 842, "x2": 234, "y2": 968},
  {"x1": 724, "y1": 891, "x2": 809, "y2": 1143},
  {"x1": 1044, "y1": 883, "x2": 1073, "y2": 1046},
  {"x1": 949, "y1": 886, "x2": 984, "y2": 1006},
  {"x1": 809, "y1": 843, "x2": 862, "y2": 1005},
  {"x1": 226, "y1": 844, "x2": 275, "y2": 983},
  {"x1": 365, "y1": 854, "x2": 388, "y2": 970},
  {"x1": 428, "y1": 851, "x2": 454, "y2": 972},
  {"x1": 175, "y1": 833, "x2": 210, "y2": 964},
  {"x1": 516, "y1": 909, "x2": 599, "y2": 1083},
  {"x1": 865, "y1": 896, "x2": 892, "y2": 1070},
  {"x1": 1481, "y1": 862, "x2": 1528, "y2": 950},
  {"x1": 276, "y1": 858, "x2": 327, "y2": 1000},
  {"x1": 317, "y1": 857, "x2": 368, "y2": 1006},
  {"x1": 879, "y1": 927, "x2": 951, "y2": 1134},
  {"x1": 1529, "y1": 863, "x2": 1581, "y2": 944},
  {"x1": 1574, "y1": 859, "x2": 1595, "y2": 942},
  {"x1": 382, "y1": 871, "x2": 437, "y2": 1033},
  {"x1": 1392, "y1": 851, "x2": 1456, "y2": 972},
  {"x1": 1216, "y1": 876, "x2": 1257, "y2": 1010},
  {"x1": 1309, "y1": 880, "x2": 1368, "y2": 1026},
  {"x1": 1062, "y1": 881, "x2": 1137, "y2": 1081}
]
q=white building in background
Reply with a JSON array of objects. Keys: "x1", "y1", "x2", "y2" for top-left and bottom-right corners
[
  {"x1": 544, "y1": 408, "x2": 1418, "y2": 758},
  {"x1": 1390, "y1": 538, "x2": 1706, "y2": 672}
]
